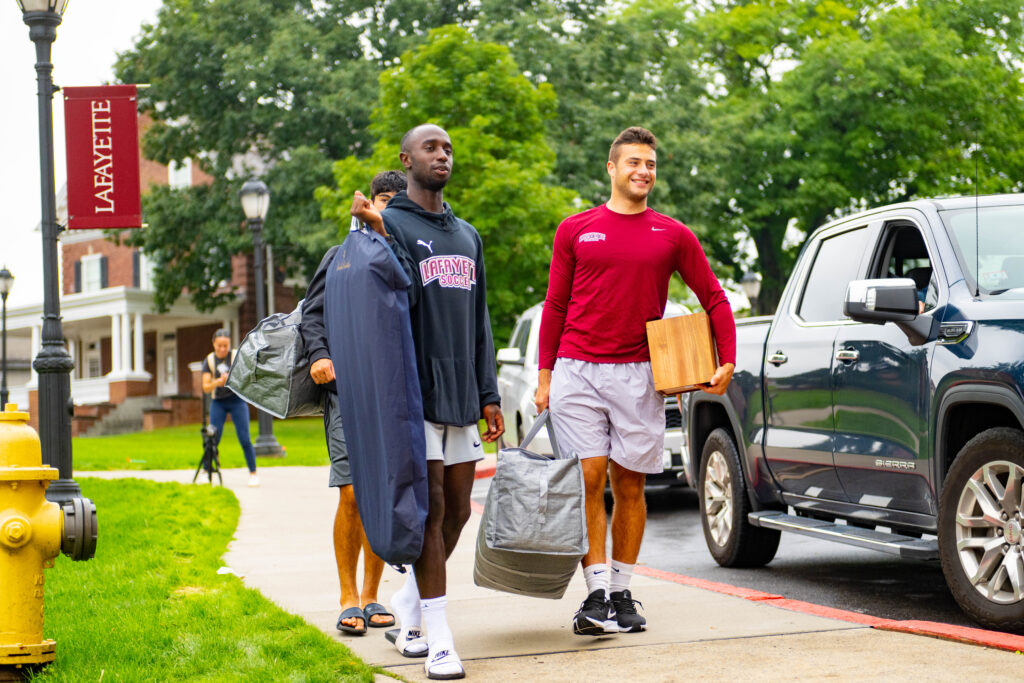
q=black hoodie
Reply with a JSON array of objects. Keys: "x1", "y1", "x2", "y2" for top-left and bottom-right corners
[{"x1": 380, "y1": 191, "x2": 500, "y2": 426}]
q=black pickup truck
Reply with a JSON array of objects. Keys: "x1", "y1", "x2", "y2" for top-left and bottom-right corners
[{"x1": 685, "y1": 193, "x2": 1024, "y2": 630}]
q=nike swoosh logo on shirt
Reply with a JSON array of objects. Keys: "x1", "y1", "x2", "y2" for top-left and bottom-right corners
[
  {"x1": 651, "y1": 227, "x2": 666, "y2": 231},
  {"x1": 473, "y1": 441, "x2": 481, "y2": 448}
]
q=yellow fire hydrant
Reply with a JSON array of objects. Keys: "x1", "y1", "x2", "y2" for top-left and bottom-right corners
[{"x1": 0, "y1": 405, "x2": 96, "y2": 674}]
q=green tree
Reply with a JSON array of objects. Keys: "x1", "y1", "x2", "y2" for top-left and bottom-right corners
[
  {"x1": 112, "y1": 0, "x2": 587, "y2": 313},
  {"x1": 317, "y1": 26, "x2": 580, "y2": 340},
  {"x1": 114, "y1": 0, "x2": 395, "y2": 312},
  {"x1": 468, "y1": 0, "x2": 738, "y2": 309},
  {"x1": 694, "y1": 0, "x2": 1024, "y2": 312},
  {"x1": 478, "y1": 1, "x2": 722, "y2": 229}
]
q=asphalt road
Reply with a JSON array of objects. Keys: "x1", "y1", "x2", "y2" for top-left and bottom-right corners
[
  {"x1": 473, "y1": 479, "x2": 976, "y2": 629},
  {"x1": 636, "y1": 484, "x2": 976, "y2": 628}
]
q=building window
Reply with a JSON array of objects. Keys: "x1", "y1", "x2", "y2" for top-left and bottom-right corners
[
  {"x1": 86, "y1": 342, "x2": 101, "y2": 378},
  {"x1": 168, "y1": 158, "x2": 193, "y2": 189},
  {"x1": 78, "y1": 253, "x2": 107, "y2": 293},
  {"x1": 133, "y1": 250, "x2": 154, "y2": 290}
]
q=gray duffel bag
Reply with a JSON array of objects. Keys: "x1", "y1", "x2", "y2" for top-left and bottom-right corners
[
  {"x1": 226, "y1": 300, "x2": 322, "y2": 419},
  {"x1": 473, "y1": 410, "x2": 588, "y2": 599}
]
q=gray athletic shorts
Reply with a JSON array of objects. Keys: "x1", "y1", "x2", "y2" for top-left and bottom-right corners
[
  {"x1": 424, "y1": 421, "x2": 485, "y2": 466},
  {"x1": 323, "y1": 391, "x2": 351, "y2": 487},
  {"x1": 548, "y1": 357, "x2": 666, "y2": 474}
]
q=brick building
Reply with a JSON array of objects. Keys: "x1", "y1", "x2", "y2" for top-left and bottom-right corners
[{"x1": 6, "y1": 119, "x2": 299, "y2": 432}]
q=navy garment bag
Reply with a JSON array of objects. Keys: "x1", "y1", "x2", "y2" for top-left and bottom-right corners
[{"x1": 324, "y1": 228, "x2": 428, "y2": 565}]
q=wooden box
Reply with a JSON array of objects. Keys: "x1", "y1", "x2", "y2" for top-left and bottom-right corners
[{"x1": 646, "y1": 312, "x2": 717, "y2": 393}]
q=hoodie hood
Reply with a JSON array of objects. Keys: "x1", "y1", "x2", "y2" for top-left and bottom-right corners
[{"x1": 385, "y1": 191, "x2": 458, "y2": 232}]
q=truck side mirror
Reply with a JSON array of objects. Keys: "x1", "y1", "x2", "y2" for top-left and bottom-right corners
[
  {"x1": 844, "y1": 278, "x2": 919, "y2": 324},
  {"x1": 496, "y1": 347, "x2": 524, "y2": 365}
]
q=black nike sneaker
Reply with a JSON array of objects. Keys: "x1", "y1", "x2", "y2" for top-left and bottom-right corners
[
  {"x1": 609, "y1": 589, "x2": 646, "y2": 633},
  {"x1": 572, "y1": 589, "x2": 615, "y2": 636}
]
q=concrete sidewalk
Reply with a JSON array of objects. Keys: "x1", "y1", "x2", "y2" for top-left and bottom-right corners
[{"x1": 87, "y1": 465, "x2": 1024, "y2": 681}]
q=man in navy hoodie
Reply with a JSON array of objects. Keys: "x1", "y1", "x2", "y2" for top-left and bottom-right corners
[{"x1": 352, "y1": 123, "x2": 503, "y2": 680}]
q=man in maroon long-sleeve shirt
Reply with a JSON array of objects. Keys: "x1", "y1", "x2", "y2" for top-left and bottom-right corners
[{"x1": 536, "y1": 126, "x2": 736, "y2": 636}]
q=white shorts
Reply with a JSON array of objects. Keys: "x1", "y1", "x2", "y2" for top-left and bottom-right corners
[
  {"x1": 424, "y1": 421, "x2": 485, "y2": 466},
  {"x1": 548, "y1": 358, "x2": 666, "y2": 474}
]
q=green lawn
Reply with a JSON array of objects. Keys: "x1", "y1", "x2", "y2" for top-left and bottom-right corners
[
  {"x1": 74, "y1": 417, "x2": 496, "y2": 471},
  {"x1": 31, "y1": 478, "x2": 381, "y2": 682},
  {"x1": 73, "y1": 418, "x2": 330, "y2": 471}
]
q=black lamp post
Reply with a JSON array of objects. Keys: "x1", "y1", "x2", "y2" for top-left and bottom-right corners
[
  {"x1": 0, "y1": 267, "x2": 13, "y2": 411},
  {"x1": 740, "y1": 271, "x2": 762, "y2": 316},
  {"x1": 18, "y1": 0, "x2": 81, "y2": 503},
  {"x1": 239, "y1": 178, "x2": 284, "y2": 457}
]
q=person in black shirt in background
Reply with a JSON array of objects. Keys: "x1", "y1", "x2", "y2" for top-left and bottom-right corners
[{"x1": 201, "y1": 328, "x2": 259, "y2": 487}]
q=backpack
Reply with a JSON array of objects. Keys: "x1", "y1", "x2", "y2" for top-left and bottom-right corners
[{"x1": 225, "y1": 301, "x2": 323, "y2": 419}]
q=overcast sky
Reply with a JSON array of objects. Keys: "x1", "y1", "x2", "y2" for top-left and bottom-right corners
[{"x1": 1, "y1": 1, "x2": 161, "y2": 308}]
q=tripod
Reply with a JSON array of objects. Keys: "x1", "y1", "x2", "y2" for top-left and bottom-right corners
[{"x1": 193, "y1": 393, "x2": 223, "y2": 486}]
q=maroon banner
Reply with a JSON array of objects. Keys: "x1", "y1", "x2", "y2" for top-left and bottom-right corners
[{"x1": 63, "y1": 85, "x2": 142, "y2": 229}]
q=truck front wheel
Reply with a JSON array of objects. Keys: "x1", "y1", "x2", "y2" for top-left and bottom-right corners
[
  {"x1": 699, "y1": 428, "x2": 780, "y2": 568},
  {"x1": 939, "y1": 427, "x2": 1024, "y2": 631}
]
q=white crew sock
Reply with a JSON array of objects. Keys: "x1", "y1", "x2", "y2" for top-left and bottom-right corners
[
  {"x1": 583, "y1": 563, "x2": 610, "y2": 598},
  {"x1": 609, "y1": 559, "x2": 635, "y2": 594},
  {"x1": 421, "y1": 595, "x2": 463, "y2": 677},
  {"x1": 390, "y1": 568, "x2": 421, "y2": 628},
  {"x1": 421, "y1": 595, "x2": 454, "y2": 646}
]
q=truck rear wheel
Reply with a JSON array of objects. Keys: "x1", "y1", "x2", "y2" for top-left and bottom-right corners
[
  {"x1": 699, "y1": 428, "x2": 780, "y2": 567},
  {"x1": 939, "y1": 427, "x2": 1024, "y2": 631}
]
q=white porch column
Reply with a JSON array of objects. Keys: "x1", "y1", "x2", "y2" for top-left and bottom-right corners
[
  {"x1": 133, "y1": 313, "x2": 144, "y2": 373},
  {"x1": 222, "y1": 319, "x2": 234, "y2": 346},
  {"x1": 267, "y1": 245, "x2": 276, "y2": 315},
  {"x1": 30, "y1": 325, "x2": 40, "y2": 382},
  {"x1": 110, "y1": 314, "x2": 122, "y2": 374},
  {"x1": 120, "y1": 312, "x2": 131, "y2": 373},
  {"x1": 68, "y1": 337, "x2": 76, "y2": 379}
]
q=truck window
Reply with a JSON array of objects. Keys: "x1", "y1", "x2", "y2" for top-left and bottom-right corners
[
  {"x1": 797, "y1": 227, "x2": 869, "y2": 323},
  {"x1": 942, "y1": 204, "x2": 1024, "y2": 297},
  {"x1": 511, "y1": 318, "x2": 531, "y2": 357},
  {"x1": 873, "y1": 225, "x2": 936, "y2": 313}
]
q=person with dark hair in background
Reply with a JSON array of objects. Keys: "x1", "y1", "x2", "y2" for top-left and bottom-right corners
[
  {"x1": 201, "y1": 327, "x2": 260, "y2": 487},
  {"x1": 302, "y1": 170, "x2": 407, "y2": 636},
  {"x1": 351, "y1": 124, "x2": 504, "y2": 680},
  {"x1": 536, "y1": 126, "x2": 736, "y2": 636}
]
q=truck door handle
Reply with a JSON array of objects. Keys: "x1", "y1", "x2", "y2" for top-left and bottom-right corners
[
  {"x1": 835, "y1": 348, "x2": 860, "y2": 363},
  {"x1": 768, "y1": 351, "x2": 788, "y2": 366}
]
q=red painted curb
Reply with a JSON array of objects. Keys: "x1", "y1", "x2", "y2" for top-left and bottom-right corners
[
  {"x1": 635, "y1": 565, "x2": 1024, "y2": 651},
  {"x1": 474, "y1": 464, "x2": 496, "y2": 480},
  {"x1": 876, "y1": 620, "x2": 1024, "y2": 652}
]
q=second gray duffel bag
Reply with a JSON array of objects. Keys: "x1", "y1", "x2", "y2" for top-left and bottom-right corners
[
  {"x1": 473, "y1": 410, "x2": 588, "y2": 599},
  {"x1": 226, "y1": 300, "x2": 322, "y2": 420}
]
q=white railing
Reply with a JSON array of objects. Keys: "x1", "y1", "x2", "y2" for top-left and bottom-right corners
[
  {"x1": 70, "y1": 377, "x2": 111, "y2": 405},
  {"x1": 7, "y1": 387, "x2": 30, "y2": 412}
]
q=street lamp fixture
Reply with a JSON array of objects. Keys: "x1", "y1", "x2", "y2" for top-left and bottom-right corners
[
  {"x1": 238, "y1": 178, "x2": 283, "y2": 457},
  {"x1": 18, "y1": 0, "x2": 81, "y2": 503},
  {"x1": 740, "y1": 271, "x2": 762, "y2": 314},
  {"x1": 15, "y1": 0, "x2": 69, "y2": 11},
  {"x1": 0, "y1": 267, "x2": 13, "y2": 411},
  {"x1": 239, "y1": 178, "x2": 270, "y2": 222}
]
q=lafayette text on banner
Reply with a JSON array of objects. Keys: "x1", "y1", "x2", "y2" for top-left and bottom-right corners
[{"x1": 63, "y1": 84, "x2": 141, "y2": 230}]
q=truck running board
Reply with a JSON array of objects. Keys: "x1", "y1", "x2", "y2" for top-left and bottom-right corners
[{"x1": 748, "y1": 511, "x2": 938, "y2": 560}]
